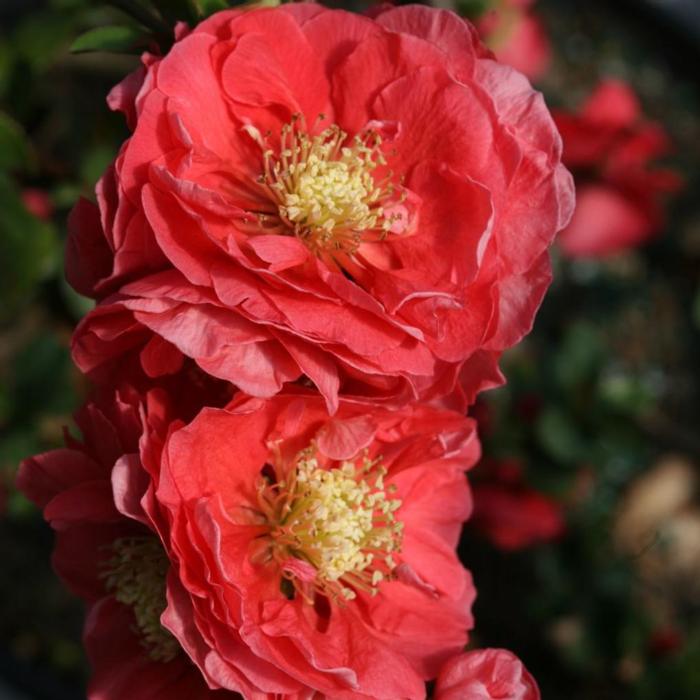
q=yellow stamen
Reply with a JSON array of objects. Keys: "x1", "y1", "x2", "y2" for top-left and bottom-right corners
[
  {"x1": 250, "y1": 115, "x2": 406, "y2": 257},
  {"x1": 255, "y1": 446, "x2": 403, "y2": 603},
  {"x1": 102, "y1": 536, "x2": 178, "y2": 663}
]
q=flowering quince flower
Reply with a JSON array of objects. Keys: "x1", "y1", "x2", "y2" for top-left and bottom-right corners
[
  {"x1": 473, "y1": 0, "x2": 551, "y2": 81},
  {"x1": 155, "y1": 391, "x2": 479, "y2": 699},
  {"x1": 68, "y1": 3, "x2": 574, "y2": 413},
  {"x1": 554, "y1": 79, "x2": 682, "y2": 258},
  {"x1": 18, "y1": 384, "x2": 480, "y2": 699},
  {"x1": 16, "y1": 386, "x2": 225, "y2": 700},
  {"x1": 434, "y1": 648, "x2": 540, "y2": 700}
]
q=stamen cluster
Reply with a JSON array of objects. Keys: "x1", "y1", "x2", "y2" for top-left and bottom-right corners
[
  {"x1": 103, "y1": 536, "x2": 178, "y2": 662},
  {"x1": 252, "y1": 116, "x2": 404, "y2": 256},
  {"x1": 256, "y1": 447, "x2": 403, "y2": 602}
]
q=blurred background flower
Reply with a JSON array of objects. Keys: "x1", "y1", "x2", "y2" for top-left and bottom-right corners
[
  {"x1": 461, "y1": 0, "x2": 552, "y2": 80},
  {"x1": 553, "y1": 79, "x2": 682, "y2": 258},
  {"x1": 470, "y1": 457, "x2": 565, "y2": 550}
]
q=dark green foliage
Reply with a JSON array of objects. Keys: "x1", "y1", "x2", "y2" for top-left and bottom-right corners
[{"x1": 70, "y1": 25, "x2": 149, "y2": 54}]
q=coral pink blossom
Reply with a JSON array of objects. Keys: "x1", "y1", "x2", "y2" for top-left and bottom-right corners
[
  {"x1": 554, "y1": 79, "x2": 681, "y2": 258},
  {"x1": 19, "y1": 385, "x2": 480, "y2": 699},
  {"x1": 476, "y1": 0, "x2": 551, "y2": 81},
  {"x1": 16, "y1": 386, "x2": 226, "y2": 700},
  {"x1": 69, "y1": 3, "x2": 573, "y2": 412},
  {"x1": 156, "y1": 392, "x2": 480, "y2": 698},
  {"x1": 435, "y1": 648, "x2": 540, "y2": 700}
]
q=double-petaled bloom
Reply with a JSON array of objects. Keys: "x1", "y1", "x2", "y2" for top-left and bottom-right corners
[
  {"x1": 19, "y1": 384, "x2": 480, "y2": 699},
  {"x1": 68, "y1": 3, "x2": 573, "y2": 412},
  {"x1": 17, "y1": 386, "x2": 220, "y2": 700}
]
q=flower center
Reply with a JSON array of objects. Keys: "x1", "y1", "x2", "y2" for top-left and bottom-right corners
[
  {"x1": 256, "y1": 447, "x2": 403, "y2": 602},
  {"x1": 102, "y1": 536, "x2": 178, "y2": 662},
  {"x1": 248, "y1": 116, "x2": 406, "y2": 257}
]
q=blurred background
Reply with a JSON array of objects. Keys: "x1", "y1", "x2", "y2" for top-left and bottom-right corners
[{"x1": 0, "y1": 0, "x2": 698, "y2": 698}]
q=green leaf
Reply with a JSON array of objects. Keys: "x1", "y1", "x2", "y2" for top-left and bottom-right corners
[
  {"x1": 105, "y1": 0, "x2": 171, "y2": 36},
  {"x1": 457, "y1": 0, "x2": 491, "y2": 20},
  {"x1": 0, "y1": 111, "x2": 31, "y2": 171},
  {"x1": 152, "y1": 0, "x2": 200, "y2": 24},
  {"x1": 195, "y1": 0, "x2": 229, "y2": 15},
  {"x1": 70, "y1": 25, "x2": 145, "y2": 54},
  {"x1": 242, "y1": 0, "x2": 281, "y2": 8}
]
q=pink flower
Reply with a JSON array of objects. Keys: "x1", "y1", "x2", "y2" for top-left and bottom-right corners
[
  {"x1": 156, "y1": 392, "x2": 480, "y2": 698},
  {"x1": 435, "y1": 648, "x2": 540, "y2": 700},
  {"x1": 69, "y1": 3, "x2": 573, "y2": 412},
  {"x1": 16, "y1": 386, "x2": 224, "y2": 700},
  {"x1": 476, "y1": 1, "x2": 552, "y2": 81},
  {"x1": 554, "y1": 79, "x2": 682, "y2": 258},
  {"x1": 19, "y1": 383, "x2": 480, "y2": 698}
]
